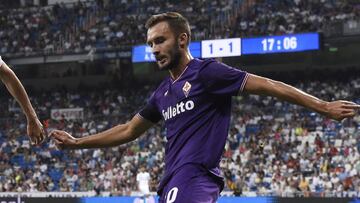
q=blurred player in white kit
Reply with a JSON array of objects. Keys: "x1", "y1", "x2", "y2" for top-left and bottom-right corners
[{"x1": 137, "y1": 165, "x2": 151, "y2": 196}]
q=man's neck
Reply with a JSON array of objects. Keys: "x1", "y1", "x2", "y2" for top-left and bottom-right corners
[{"x1": 169, "y1": 52, "x2": 193, "y2": 81}]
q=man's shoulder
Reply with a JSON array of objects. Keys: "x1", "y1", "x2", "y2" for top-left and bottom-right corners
[
  {"x1": 148, "y1": 78, "x2": 170, "y2": 101},
  {"x1": 190, "y1": 58, "x2": 233, "y2": 78},
  {"x1": 190, "y1": 58, "x2": 217, "y2": 70},
  {"x1": 156, "y1": 77, "x2": 170, "y2": 91}
]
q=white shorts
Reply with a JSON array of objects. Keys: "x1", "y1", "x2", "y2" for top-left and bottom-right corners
[{"x1": 139, "y1": 185, "x2": 150, "y2": 195}]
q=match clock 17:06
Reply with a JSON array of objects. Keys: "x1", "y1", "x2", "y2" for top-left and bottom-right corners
[
  {"x1": 201, "y1": 38, "x2": 241, "y2": 58},
  {"x1": 242, "y1": 33, "x2": 320, "y2": 55},
  {"x1": 262, "y1": 37, "x2": 297, "y2": 51}
]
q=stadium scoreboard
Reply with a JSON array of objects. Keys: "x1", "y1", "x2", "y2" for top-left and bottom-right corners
[
  {"x1": 241, "y1": 33, "x2": 320, "y2": 54},
  {"x1": 132, "y1": 33, "x2": 320, "y2": 63},
  {"x1": 201, "y1": 38, "x2": 241, "y2": 58}
]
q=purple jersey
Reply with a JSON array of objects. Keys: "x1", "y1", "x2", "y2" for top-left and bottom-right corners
[{"x1": 138, "y1": 58, "x2": 248, "y2": 195}]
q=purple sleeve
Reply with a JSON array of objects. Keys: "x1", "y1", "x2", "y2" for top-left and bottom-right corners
[
  {"x1": 199, "y1": 60, "x2": 249, "y2": 96},
  {"x1": 138, "y1": 93, "x2": 162, "y2": 123}
]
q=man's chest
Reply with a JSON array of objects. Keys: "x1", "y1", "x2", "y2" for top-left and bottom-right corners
[{"x1": 157, "y1": 79, "x2": 208, "y2": 122}]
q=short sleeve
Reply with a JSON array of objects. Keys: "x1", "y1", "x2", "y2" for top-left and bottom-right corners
[
  {"x1": 199, "y1": 60, "x2": 248, "y2": 96},
  {"x1": 138, "y1": 92, "x2": 162, "y2": 123}
]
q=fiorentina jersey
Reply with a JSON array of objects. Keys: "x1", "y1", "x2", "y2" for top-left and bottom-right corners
[{"x1": 138, "y1": 58, "x2": 248, "y2": 193}]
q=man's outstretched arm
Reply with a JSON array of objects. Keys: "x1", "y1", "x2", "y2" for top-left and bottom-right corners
[
  {"x1": 243, "y1": 74, "x2": 360, "y2": 121},
  {"x1": 49, "y1": 114, "x2": 154, "y2": 149},
  {"x1": 0, "y1": 58, "x2": 45, "y2": 144}
]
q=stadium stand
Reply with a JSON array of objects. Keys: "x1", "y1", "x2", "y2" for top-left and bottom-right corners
[{"x1": 0, "y1": 0, "x2": 359, "y2": 57}]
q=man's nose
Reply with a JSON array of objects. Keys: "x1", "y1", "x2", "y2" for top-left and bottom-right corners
[{"x1": 152, "y1": 45, "x2": 160, "y2": 56}]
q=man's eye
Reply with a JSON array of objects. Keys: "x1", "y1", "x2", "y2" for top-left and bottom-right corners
[{"x1": 155, "y1": 38, "x2": 165, "y2": 44}]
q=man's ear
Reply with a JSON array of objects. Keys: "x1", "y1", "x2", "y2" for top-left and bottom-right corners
[{"x1": 178, "y1": 33, "x2": 188, "y2": 48}]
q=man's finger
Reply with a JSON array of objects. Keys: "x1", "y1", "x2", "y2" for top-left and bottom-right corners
[
  {"x1": 54, "y1": 138, "x2": 63, "y2": 144},
  {"x1": 29, "y1": 136, "x2": 37, "y2": 145},
  {"x1": 40, "y1": 129, "x2": 46, "y2": 143},
  {"x1": 54, "y1": 139, "x2": 64, "y2": 150},
  {"x1": 34, "y1": 137, "x2": 39, "y2": 145},
  {"x1": 342, "y1": 112, "x2": 356, "y2": 118},
  {"x1": 35, "y1": 133, "x2": 40, "y2": 142},
  {"x1": 343, "y1": 104, "x2": 360, "y2": 109},
  {"x1": 49, "y1": 130, "x2": 57, "y2": 137},
  {"x1": 55, "y1": 143, "x2": 63, "y2": 150},
  {"x1": 341, "y1": 109, "x2": 355, "y2": 114},
  {"x1": 53, "y1": 135, "x2": 65, "y2": 143},
  {"x1": 39, "y1": 133, "x2": 44, "y2": 144},
  {"x1": 54, "y1": 139, "x2": 63, "y2": 146},
  {"x1": 340, "y1": 100, "x2": 355, "y2": 104},
  {"x1": 49, "y1": 129, "x2": 62, "y2": 135},
  {"x1": 39, "y1": 135, "x2": 44, "y2": 144},
  {"x1": 49, "y1": 131, "x2": 61, "y2": 138},
  {"x1": 341, "y1": 101, "x2": 360, "y2": 106}
]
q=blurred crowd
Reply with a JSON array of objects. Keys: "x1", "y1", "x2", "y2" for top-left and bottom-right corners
[
  {"x1": 0, "y1": 0, "x2": 359, "y2": 57},
  {"x1": 233, "y1": 0, "x2": 360, "y2": 37},
  {"x1": 0, "y1": 0, "x2": 241, "y2": 57},
  {"x1": 0, "y1": 86, "x2": 159, "y2": 195},
  {"x1": 221, "y1": 77, "x2": 360, "y2": 197},
  {"x1": 0, "y1": 72, "x2": 359, "y2": 197}
]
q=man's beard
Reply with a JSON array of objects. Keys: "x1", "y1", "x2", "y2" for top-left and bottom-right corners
[{"x1": 160, "y1": 42, "x2": 182, "y2": 71}]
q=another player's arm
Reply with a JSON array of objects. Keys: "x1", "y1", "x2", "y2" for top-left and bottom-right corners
[
  {"x1": 0, "y1": 59, "x2": 45, "y2": 144},
  {"x1": 50, "y1": 115, "x2": 154, "y2": 149},
  {"x1": 0, "y1": 61, "x2": 38, "y2": 122},
  {"x1": 243, "y1": 74, "x2": 360, "y2": 121}
]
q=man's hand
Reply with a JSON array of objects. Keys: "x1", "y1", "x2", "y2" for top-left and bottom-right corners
[
  {"x1": 49, "y1": 130, "x2": 78, "y2": 150},
  {"x1": 324, "y1": 100, "x2": 360, "y2": 121},
  {"x1": 27, "y1": 118, "x2": 45, "y2": 145}
]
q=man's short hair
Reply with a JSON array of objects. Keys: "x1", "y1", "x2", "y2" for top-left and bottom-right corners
[{"x1": 145, "y1": 12, "x2": 191, "y2": 45}]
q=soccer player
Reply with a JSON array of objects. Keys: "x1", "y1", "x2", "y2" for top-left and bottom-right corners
[
  {"x1": 0, "y1": 56, "x2": 45, "y2": 145},
  {"x1": 49, "y1": 12, "x2": 360, "y2": 202},
  {"x1": 136, "y1": 165, "x2": 151, "y2": 196}
]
